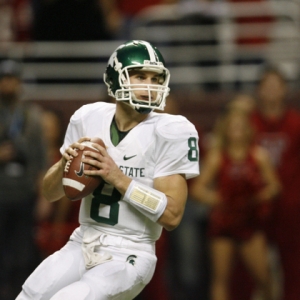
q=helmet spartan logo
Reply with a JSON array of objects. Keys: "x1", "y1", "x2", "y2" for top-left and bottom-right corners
[{"x1": 108, "y1": 44, "x2": 125, "y2": 67}]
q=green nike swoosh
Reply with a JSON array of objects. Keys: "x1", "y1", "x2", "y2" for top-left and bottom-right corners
[{"x1": 123, "y1": 155, "x2": 137, "y2": 161}]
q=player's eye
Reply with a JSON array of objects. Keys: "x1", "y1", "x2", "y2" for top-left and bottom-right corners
[
  {"x1": 131, "y1": 74, "x2": 144, "y2": 82},
  {"x1": 154, "y1": 76, "x2": 164, "y2": 84}
]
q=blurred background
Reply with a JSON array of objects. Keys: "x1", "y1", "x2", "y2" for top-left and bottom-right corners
[
  {"x1": 1, "y1": 0, "x2": 300, "y2": 131},
  {"x1": 1, "y1": 0, "x2": 300, "y2": 299}
]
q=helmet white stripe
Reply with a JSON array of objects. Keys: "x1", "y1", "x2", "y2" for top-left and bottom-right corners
[{"x1": 139, "y1": 41, "x2": 157, "y2": 62}]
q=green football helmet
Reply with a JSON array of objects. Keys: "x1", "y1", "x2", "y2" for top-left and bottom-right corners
[{"x1": 103, "y1": 40, "x2": 170, "y2": 114}]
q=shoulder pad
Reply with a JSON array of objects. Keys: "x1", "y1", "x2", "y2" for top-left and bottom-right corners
[
  {"x1": 155, "y1": 114, "x2": 198, "y2": 140},
  {"x1": 70, "y1": 102, "x2": 110, "y2": 124}
]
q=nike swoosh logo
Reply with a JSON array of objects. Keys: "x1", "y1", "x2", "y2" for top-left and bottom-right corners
[
  {"x1": 75, "y1": 161, "x2": 84, "y2": 177},
  {"x1": 123, "y1": 155, "x2": 137, "y2": 161}
]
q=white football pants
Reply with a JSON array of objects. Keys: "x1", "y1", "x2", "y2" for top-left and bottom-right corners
[{"x1": 16, "y1": 236, "x2": 157, "y2": 300}]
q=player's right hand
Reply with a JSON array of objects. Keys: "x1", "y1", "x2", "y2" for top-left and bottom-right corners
[{"x1": 62, "y1": 137, "x2": 91, "y2": 164}]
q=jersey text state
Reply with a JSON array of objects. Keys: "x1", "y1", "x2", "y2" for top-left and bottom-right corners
[{"x1": 119, "y1": 166, "x2": 145, "y2": 177}]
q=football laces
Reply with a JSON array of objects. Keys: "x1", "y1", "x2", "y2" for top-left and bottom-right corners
[{"x1": 64, "y1": 156, "x2": 73, "y2": 173}]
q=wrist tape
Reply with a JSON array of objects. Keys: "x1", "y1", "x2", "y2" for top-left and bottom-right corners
[{"x1": 123, "y1": 180, "x2": 167, "y2": 222}]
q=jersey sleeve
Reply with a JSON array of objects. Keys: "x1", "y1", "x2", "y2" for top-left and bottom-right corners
[
  {"x1": 153, "y1": 115, "x2": 200, "y2": 179},
  {"x1": 59, "y1": 106, "x2": 85, "y2": 154}
]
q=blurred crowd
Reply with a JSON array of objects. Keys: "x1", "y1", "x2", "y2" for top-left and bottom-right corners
[
  {"x1": 0, "y1": 0, "x2": 179, "y2": 43},
  {"x1": 1, "y1": 0, "x2": 300, "y2": 300},
  {"x1": 0, "y1": 0, "x2": 284, "y2": 42}
]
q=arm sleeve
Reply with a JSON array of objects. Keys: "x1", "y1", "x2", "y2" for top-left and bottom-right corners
[{"x1": 154, "y1": 116, "x2": 200, "y2": 179}]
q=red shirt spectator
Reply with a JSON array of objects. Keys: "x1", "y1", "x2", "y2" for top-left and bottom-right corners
[{"x1": 250, "y1": 68, "x2": 300, "y2": 300}]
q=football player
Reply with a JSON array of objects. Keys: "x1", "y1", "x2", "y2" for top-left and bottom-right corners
[{"x1": 16, "y1": 40, "x2": 200, "y2": 300}]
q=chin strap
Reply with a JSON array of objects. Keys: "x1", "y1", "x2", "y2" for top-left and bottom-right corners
[
  {"x1": 122, "y1": 100, "x2": 153, "y2": 115},
  {"x1": 135, "y1": 106, "x2": 153, "y2": 114}
]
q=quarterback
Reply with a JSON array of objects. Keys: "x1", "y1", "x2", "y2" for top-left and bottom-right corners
[{"x1": 16, "y1": 40, "x2": 200, "y2": 300}]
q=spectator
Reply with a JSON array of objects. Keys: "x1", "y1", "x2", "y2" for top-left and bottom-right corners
[
  {"x1": 225, "y1": 92, "x2": 260, "y2": 300},
  {"x1": 250, "y1": 67, "x2": 300, "y2": 300},
  {"x1": 32, "y1": 0, "x2": 112, "y2": 41},
  {"x1": 227, "y1": 0, "x2": 275, "y2": 90},
  {"x1": 206, "y1": 93, "x2": 256, "y2": 152},
  {"x1": 101, "y1": 0, "x2": 178, "y2": 39},
  {"x1": 0, "y1": 59, "x2": 47, "y2": 300},
  {"x1": 228, "y1": 0, "x2": 274, "y2": 46},
  {"x1": 0, "y1": 0, "x2": 32, "y2": 44},
  {"x1": 190, "y1": 109, "x2": 281, "y2": 300},
  {"x1": 13, "y1": 0, "x2": 33, "y2": 41},
  {"x1": 227, "y1": 93, "x2": 256, "y2": 115},
  {"x1": 0, "y1": 0, "x2": 14, "y2": 45}
]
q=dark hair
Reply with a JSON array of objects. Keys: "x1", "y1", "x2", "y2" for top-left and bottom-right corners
[
  {"x1": 258, "y1": 65, "x2": 286, "y2": 86},
  {"x1": 213, "y1": 109, "x2": 254, "y2": 150}
]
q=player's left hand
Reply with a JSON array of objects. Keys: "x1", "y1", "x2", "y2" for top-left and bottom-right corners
[{"x1": 82, "y1": 143, "x2": 130, "y2": 193}]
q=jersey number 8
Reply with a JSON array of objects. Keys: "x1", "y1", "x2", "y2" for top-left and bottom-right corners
[{"x1": 90, "y1": 137, "x2": 199, "y2": 225}]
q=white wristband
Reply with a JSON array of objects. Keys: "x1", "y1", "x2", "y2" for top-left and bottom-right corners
[{"x1": 123, "y1": 180, "x2": 167, "y2": 222}]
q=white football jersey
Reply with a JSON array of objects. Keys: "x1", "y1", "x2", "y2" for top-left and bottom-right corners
[{"x1": 60, "y1": 102, "x2": 199, "y2": 243}]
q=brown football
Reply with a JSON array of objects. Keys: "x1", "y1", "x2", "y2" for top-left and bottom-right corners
[{"x1": 62, "y1": 137, "x2": 105, "y2": 201}]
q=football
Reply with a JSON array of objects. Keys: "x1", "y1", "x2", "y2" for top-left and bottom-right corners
[{"x1": 62, "y1": 137, "x2": 105, "y2": 201}]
